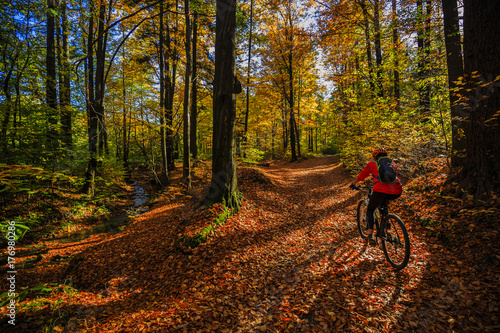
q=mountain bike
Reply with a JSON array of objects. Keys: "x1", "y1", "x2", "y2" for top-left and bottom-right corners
[{"x1": 351, "y1": 185, "x2": 410, "y2": 270}]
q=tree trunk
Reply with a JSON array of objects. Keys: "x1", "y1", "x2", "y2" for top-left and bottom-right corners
[
  {"x1": 46, "y1": 0, "x2": 58, "y2": 153},
  {"x1": 416, "y1": 0, "x2": 430, "y2": 120},
  {"x1": 190, "y1": 10, "x2": 199, "y2": 160},
  {"x1": 288, "y1": 55, "x2": 297, "y2": 162},
  {"x1": 59, "y1": 0, "x2": 72, "y2": 150},
  {"x1": 359, "y1": 0, "x2": 375, "y2": 93},
  {"x1": 286, "y1": 6, "x2": 297, "y2": 162},
  {"x1": 442, "y1": 0, "x2": 465, "y2": 166},
  {"x1": 96, "y1": 1, "x2": 109, "y2": 156},
  {"x1": 183, "y1": 0, "x2": 192, "y2": 190},
  {"x1": 166, "y1": 0, "x2": 179, "y2": 171},
  {"x1": 159, "y1": 0, "x2": 169, "y2": 185},
  {"x1": 121, "y1": 27, "x2": 131, "y2": 180},
  {"x1": 373, "y1": 0, "x2": 383, "y2": 97},
  {"x1": 424, "y1": 0, "x2": 432, "y2": 116},
  {"x1": 459, "y1": 0, "x2": 500, "y2": 198},
  {"x1": 392, "y1": 0, "x2": 400, "y2": 110},
  {"x1": 82, "y1": 0, "x2": 110, "y2": 194},
  {"x1": 1, "y1": 59, "x2": 15, "y2": 154},
  {"x1": 243, "y1": 0, "x2": 254, "y2": 158},
  {"x1": 207, "y1": 0, "x2": 242, "y2": 210},
  {"x1": 81, "y1": 11, "x2": 98, "y2": 195},
  {"x1": 282, "y1": 101, "x2": 288, "y2": 150}
]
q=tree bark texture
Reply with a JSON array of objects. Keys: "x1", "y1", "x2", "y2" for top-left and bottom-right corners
[
  {"x1": 82, "y1": 11, "x2": 97, "y2": 195},
  {"x1": 59, "y1": 0, "x2": 72, "y2": 149},
  {"x1": 46, "y1": 0, "x2": 58, "y2": 151},
  {"x1": 373, "y1": 0, "x2": 383, "y2": 97},
  {"x1": 460, "y1": 0, "x2": 500, "y2": 198},
  {"x1": 208, "y1": 0, "x2": 242, "y2": 210},
  {"x1": 159, "y1": 0, "x2": 169, "y2": 185},
  {"x1": 442, "y1": 0, "x2": 465, "y2": 166},
  {"x1": 183, "y1": 0, "x2": 192, "y2": 190},
  {"x1": 190, "y1": 10, "x2": 199, "y2": 160},
  {"x1": 243, "y1": 0, "x2": 254, "y2": 158},
  {"x1": 391, "y1": 0, "x2": 400, "y2": 111}
]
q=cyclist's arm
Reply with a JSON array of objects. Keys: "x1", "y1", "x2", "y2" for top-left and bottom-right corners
[{"x1": 356, "y1": 161, "x2": 375, "y2": 182}]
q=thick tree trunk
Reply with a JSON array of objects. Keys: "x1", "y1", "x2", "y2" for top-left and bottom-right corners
[
  {"x1": 207, "y1": 0, "x2": 242, "y2": 210},
  {"x1": 459, "y1": 0, "x2": 500, "y2": 198},
  {"x1": 183, "y1": 0, "x2": 192, "y2": 190},
  {"x1": 82, "y1": 1, "x2": 110, "y2": 194},
  {"x1": 442, "y1": 0, "x2": 465, "y2": 166},
  {"x1": 1, "y1": 60, "x2": 15, "y2": 154}
]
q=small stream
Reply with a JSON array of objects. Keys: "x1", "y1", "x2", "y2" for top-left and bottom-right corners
[{"x1": 50, "y1": 182, "x2": 150, "y2": 244}]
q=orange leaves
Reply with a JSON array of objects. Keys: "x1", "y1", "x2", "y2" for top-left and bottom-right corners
[{"x1": 4, "y1": 156, "x2": 499, "y2": 332}]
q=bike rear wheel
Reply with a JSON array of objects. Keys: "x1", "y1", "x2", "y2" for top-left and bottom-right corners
[
  {"x1": 381, "y1": 214, "x2": 410, "y2": 270},
  {"x1": 357, "y1": 199, "x2": 378, "y2": 239}
]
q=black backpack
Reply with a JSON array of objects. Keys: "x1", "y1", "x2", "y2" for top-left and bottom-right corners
[{"x1": 376, "y1": 157, "x2": 397, "y2": 184}]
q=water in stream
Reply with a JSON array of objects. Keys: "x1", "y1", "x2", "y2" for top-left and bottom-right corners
[{"x1": 51, "y1": 182, "x2": 150, "y2": 243}]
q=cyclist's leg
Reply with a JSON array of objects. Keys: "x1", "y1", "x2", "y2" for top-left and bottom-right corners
[
  {"x1": 367, "y1": 191, "x2": 386, "y2": 236},
  {"x1": 379, "y1": 193, "x2": 402, "y2": 234}
]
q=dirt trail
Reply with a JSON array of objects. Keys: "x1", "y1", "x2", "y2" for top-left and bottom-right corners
[{"x1": 4, "y1": 155, "x2": 491, "y2": 332}]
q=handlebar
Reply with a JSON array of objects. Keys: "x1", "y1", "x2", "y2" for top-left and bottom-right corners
[{"x1": 350, "y1": 185, "x2": 372, "y2": 191}]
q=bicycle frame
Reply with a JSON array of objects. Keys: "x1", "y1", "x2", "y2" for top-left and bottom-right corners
[
  {"x1": 356, "y1": 185, "x2": 391, "y2": 236},
  {"x1": 352, "y1": 184, "x2": 410, "y2": 270}
]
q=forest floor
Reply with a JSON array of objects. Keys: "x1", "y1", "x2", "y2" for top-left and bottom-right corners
[{"x1": 1, "y1": 155, "x2": 499, "y2": 332}]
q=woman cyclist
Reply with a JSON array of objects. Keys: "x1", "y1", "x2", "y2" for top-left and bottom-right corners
[{"x1": 350, "y1": 148, "x2": 402, "y2": 244}]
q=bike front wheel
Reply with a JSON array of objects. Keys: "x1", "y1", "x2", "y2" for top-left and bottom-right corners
[
  {"x1": 381, "y1": 214, "x2": 410, "y2": 270},
  {"x1": 357, "y1": 199, "x2": 378, "y2": 239}
]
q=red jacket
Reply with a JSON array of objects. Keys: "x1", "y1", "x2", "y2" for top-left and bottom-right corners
[{"x1": 357, "y1": 160, "x2": 403, "y2": 195}]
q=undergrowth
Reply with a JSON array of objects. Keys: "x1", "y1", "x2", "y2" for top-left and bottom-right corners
[{"x1": 391, "y1": 157, "x2": 500, "y2": 248}]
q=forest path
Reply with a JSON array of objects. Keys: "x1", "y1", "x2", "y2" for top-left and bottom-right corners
[
  {"x1": 6, "y1": 155, "x2": 492, "y2": 332},
  {"x1": 74, "y1": 154, "x2": 432, "y2": 332}
]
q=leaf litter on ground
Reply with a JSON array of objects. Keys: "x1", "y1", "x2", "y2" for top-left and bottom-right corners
[{"x1": 1, "y1": 155, "x2": 498, "y2": 332}]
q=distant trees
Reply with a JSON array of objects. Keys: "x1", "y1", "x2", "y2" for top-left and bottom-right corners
[
  {"x1": 2, "y1": 0, "x2": 497, "y2": 203},
  {"x1": 257, "y1": 0, "x2": 315, "y2": 162}
]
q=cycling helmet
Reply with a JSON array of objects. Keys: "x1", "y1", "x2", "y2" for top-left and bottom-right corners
[{"x1": 372, "y1": 148, "x2": 388, "y2": 159}]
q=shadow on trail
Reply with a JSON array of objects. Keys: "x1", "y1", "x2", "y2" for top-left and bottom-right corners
[{"x1": 2, "y1": 155, "x2": 444, "y2": 332}]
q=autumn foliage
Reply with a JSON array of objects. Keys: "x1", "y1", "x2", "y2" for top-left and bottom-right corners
[{"x1": 2, "y1": 156, "x2": 499, "y2": 332}]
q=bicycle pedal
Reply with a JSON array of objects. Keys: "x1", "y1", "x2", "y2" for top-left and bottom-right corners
[{"x1": 367, "y1": 234, "x2": 377, "y2": 245}]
